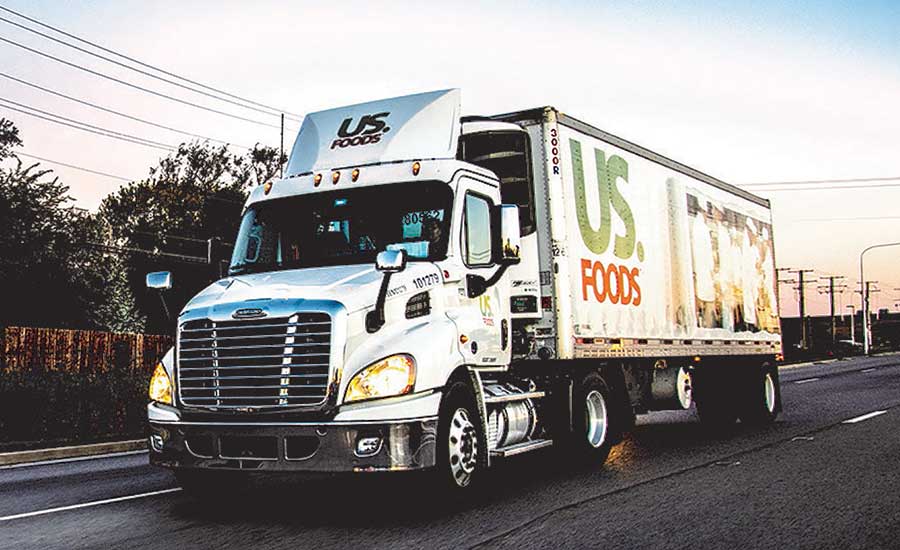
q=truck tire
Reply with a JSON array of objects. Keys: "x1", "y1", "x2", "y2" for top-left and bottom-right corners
[
  {"x1": 434, "y1": 380, "x2": 485, "y2": 494},
  {"x1": 174, "y1": 469, "x2": 249, "y2": 499},
  {"x1": 737, "y1": 364, "x2": 780, "y2": 426},
  {"x1": 568, "y1": 372, "x2": 616, "y2": 465},
  {"x1": 694, "y1": 366, "x2": 738, "y2": 433}
]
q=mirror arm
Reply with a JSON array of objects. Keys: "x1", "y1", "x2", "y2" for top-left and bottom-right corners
[
  {"x1": 157, "y1": 291, "x2": 172, "y2": 321},
  {"x1": 466, "y1": 261, "x2": 514, "y2": 298},
  {"x1": 366, "y1": 271, "x2": 393, "y2": 333}
]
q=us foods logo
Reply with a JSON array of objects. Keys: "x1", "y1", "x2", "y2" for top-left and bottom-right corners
[
  {"x1": 331, "y1": 112, "x2": 391, "y2": 149},
  {"x1": 570, "y1": 140, "x2": 643, "y2": 307}
]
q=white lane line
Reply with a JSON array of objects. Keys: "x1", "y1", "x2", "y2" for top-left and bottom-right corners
[
  {"x1": 0, "y1": 488, "x2": 182, "y2": 522},
  {"x1": 0, "y1": 450, "x2": 148, "y2": 470},
  {"x1": 861, "y1": 368, "x2": 877, "y2": 373},
  {"x1": 843, "y1": 410, "x2": 888, "y2": 424},
  {"x1": 794, "y1": 377, "x2": 821, "y2": 384}
]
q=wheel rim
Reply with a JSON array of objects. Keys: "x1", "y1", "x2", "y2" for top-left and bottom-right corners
[
  {"x1": 677, "y1": 367, "x2": 693, "y2": 409},
  {"x1": 764, "y1": 373, "x2": 776, "y2": 413},
  {"x1": 448, "y1": 407, "x2": 478, "y2": 487},
  {"x1": 584, "y1": 390, "x2": 608, "y2": 448}
]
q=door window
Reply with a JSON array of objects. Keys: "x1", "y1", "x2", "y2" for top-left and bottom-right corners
[{"x1": 464, "y1": 193, "x2": 493, "y2": 266}]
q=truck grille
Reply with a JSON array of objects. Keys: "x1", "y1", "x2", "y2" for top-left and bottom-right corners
[{"x1": 177, "y1": 313, "x2": 331, "y2": 408}]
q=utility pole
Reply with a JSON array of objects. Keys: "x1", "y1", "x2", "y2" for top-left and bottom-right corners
[
  {"x1": 792, "y1": 269, "x2": 816, "y2": 350},
  {"x1": 860, "y1": 280, "x2": 881, "y2": 351},
  {"x1": 818, "y1": 276, "x2": 846, "y2": 348}
]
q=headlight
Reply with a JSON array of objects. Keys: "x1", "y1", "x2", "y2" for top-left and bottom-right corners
[
  {"x1": 149, "y1": 362, "x2": 173, "y2": 405},
  {"x1": 344, "y1": 354, "x2": 416, "y2": 403}
]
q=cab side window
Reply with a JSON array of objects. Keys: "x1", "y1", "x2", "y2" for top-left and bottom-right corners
[{"x1": 464, "y1": 193, "x2": 492, "y2": 266}]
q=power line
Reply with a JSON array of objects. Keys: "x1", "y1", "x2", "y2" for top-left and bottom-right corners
[
  {"x1": 0, "y1": 4, "x2": 304, "y2": 121},
  {"x1": 0, "y1": 13, "x2": 302, "y2": 124},
  {"x1": 742, "y1": 176, "x2": 900, "y2": 187},
  {"x1": 0, "y1": 71, "x2": 253, "y2": 149},
  {"x1": 0, "y1": 34, "x2": 282, "y2": 129},
  {"x1": 13, "y1": 152, "x2": 134, "y2": 181},
  {"x1": 0, "y1": 97, "x2": 175, "y2": 151}
]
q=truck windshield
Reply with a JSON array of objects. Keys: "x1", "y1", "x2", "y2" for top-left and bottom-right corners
[{"x1": 229, "y1": 181, "x2": 453, "y2": 274}]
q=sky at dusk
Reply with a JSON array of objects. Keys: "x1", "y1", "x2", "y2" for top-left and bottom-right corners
[{"x1": 1, "y1": 0, "x2": 898, "y2": 318}]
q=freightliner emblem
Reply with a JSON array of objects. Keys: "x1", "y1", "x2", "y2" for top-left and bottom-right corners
[{"x1": 232, "y1": 307, "x2": 266, "y2": 319}]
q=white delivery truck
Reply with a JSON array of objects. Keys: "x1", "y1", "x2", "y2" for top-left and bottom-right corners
[{"x1": 146, "y1": 89, "x2": 782, "y2": 495}]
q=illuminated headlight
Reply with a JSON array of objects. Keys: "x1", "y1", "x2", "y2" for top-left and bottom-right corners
[
  {"x1": 344, "y1": 354, "x2": 416, "y2": 403},
  {"x1": 149, "y1": 362, "x2": 173, "y2": 405}
]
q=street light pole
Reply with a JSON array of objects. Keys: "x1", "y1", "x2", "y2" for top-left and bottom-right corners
[
  {"x1": 846, "y1": 304, "x2": 855, "y2": 344},
  {"x1": 859, "y1": 242, "x2": 900, "y2": 355}
]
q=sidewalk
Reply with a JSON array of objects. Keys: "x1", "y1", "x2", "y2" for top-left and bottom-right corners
[{"x1": 0, "y1": 439, "x2": 146, "y2": 467}]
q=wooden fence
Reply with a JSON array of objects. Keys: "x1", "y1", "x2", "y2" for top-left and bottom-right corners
[
  {"x1": 0, "y1": 326, "x2": 174, "y2": 449},
  {"x1": 1, "y1": 326, "x2": 172, "y2": 373}
]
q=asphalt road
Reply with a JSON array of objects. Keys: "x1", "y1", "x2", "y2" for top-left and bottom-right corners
[{"x1": 2, "y1": 355, "x2": 899, "y2": 549}]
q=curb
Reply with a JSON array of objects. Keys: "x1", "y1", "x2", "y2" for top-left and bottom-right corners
[{"x1": 0, "y1": 439, "x2": 147, "y2": 466}]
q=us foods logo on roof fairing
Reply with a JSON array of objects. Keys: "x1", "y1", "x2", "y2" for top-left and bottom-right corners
[
  {"x1": 331, "y1": 112, "x2": 391, "y2": 149},
  {"x1": 570, "y1": 139, "x2": 644, "y2": 308}
]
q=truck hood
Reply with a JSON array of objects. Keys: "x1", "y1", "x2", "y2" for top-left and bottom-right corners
[{"x1": 181, "y1": 263, "x2": 441, "y2": 318}]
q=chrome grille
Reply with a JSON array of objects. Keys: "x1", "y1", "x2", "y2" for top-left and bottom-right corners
[{"x1": 177, "y1": 313, "x2": 331, "y2": 408}]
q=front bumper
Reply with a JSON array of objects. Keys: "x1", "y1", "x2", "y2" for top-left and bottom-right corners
[{"x1": 148, "y1": 417, "x2": 437, "y2": 473}]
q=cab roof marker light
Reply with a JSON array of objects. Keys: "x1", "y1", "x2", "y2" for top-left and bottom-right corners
[
  {"x1": 332, "y1": 171, "x2": 341, "y2": 184},
  {"x1": 263, "y1": 181, "x2": 273, "y2": 195},
  {"x1": 412, "y1": 161, "x2": 421, "y2": 176},
  {"x1": 314, "y1": 173, "x2": 323, "y2": 186},
  {"x1": 351, "y1": 168, "x2": 360, "y2": 182}
]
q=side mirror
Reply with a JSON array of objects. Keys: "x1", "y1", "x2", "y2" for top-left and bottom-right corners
[
  {"x1": 376, "y1": 249, "x2": 407, "y2": 273},
  {"x1": 498, "y1": 204, "x2": 521, "y2": 265},
  {"x1": 146, "y1": 271, "x2": 173, "y2": 290}
]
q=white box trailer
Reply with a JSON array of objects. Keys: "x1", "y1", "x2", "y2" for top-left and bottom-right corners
[
  {"x1": 147, "y1": 90, "x2": 783, "y2": 498},
  {"x1": 478, "y1": 108, "x2": 781, "y2": 362}
]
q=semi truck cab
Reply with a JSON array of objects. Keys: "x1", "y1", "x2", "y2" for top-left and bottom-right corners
[{"x1": 147, "y1": 90, "x2": 544, "y2": 492}]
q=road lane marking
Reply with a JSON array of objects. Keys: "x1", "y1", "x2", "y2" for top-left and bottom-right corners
[
  {"x1": 861, "y1": 368, "x2": 877, "y2": 373},
  {"x1": 843, "y1": 410, "x2": 887, "y2": 424},
  {"x1": 794, "y1": 377, "x2": 821, "y2": 384},
  {"x1": 0, "y1": 488, "x2": 182, "y2": 522},
  {"x1": 0, "y1": 450, "x2": 148, "y2": 470}
]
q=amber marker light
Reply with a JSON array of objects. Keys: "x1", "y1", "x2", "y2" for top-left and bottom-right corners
[
  {"x1": 459, "y1": 334, "x2": 469, "y2": 344},
  {"x1": 263, "y1": 181, "x2": 273, "y2": 195},
  {"x1": 693, "y1": 356, "x2": 702, "y2": 363},
  {"x1": 314, "y1": 173, "x2": 323, "y2": 186},
  {"x1": 412, "y1": 161, "x2": 421, "y2": 176},
  {"x1": 332, "y1": 171, "x2": 341, "y2": 184},
  {"x1": 351, "y1": 168, "x2": 360, "y2": 182}
]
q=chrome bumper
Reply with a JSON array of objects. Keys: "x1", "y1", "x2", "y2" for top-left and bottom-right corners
[{"x1": 148, "y1": 417, "x2": 437, "y2": 473}]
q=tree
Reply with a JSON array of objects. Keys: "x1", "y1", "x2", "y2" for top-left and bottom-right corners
[
  {"x1": 98, "y1": 141, "x2": 285, "y2": 332},
  {"x1": 0, "y1": 118, "x2": 118, "y2": 330}
]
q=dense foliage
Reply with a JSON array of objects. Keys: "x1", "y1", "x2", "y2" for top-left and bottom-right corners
[{"x1": 0, "y1": 118, "x2": 284, "y2": 332}]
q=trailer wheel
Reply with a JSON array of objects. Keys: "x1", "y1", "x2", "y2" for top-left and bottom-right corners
[
  {"x1": 568, "y1": 372, "x2": 616, "y2": 464},
  {"x1": 434, "y1": 381, "x2": 485, "y2": 493},
  {"x1": 174, "y1": 469, "x2": 249, "y2": 499},
  {"x1": 694, "y1": 366, "x2": 738, "y2": 433},
  {"x1": 738, "y1": 364, "x2": 781, "y2": 426}
]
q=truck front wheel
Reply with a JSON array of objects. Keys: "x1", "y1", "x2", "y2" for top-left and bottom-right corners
[{"x1": 435, "y1": 381, "x2": 485, "y2": 493}]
